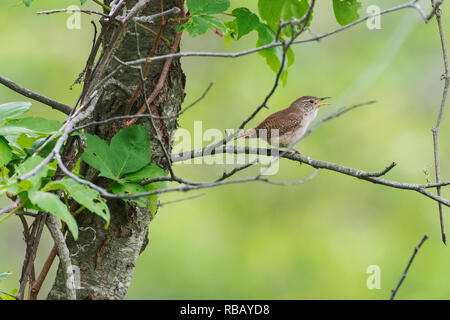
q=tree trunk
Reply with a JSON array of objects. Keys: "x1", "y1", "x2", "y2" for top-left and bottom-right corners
[{"x1": 48, "y1": 0, "x2": 185, "y2": 300}]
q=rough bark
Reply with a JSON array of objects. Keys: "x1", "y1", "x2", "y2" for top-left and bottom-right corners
[{"x1": 48, "y1": 0, "x2": 185, "y2": 300}]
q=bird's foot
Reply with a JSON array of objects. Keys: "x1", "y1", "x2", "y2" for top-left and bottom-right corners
[{"x1": 292, "y1": 148, "x2": 302, "y2": 166}]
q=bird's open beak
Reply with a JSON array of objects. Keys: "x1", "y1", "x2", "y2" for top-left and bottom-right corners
[{"x1": 317, "y1": 97, "x2": 331, "y2": 107}]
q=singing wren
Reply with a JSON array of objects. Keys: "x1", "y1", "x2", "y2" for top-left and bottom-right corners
[{"x1": 237, "y1": 96, "x2": 330, "y2": 152}]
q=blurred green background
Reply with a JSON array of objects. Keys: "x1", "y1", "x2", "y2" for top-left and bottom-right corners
[{"x1": 1, "y1": 0, "x2": 450, "y2": 299}]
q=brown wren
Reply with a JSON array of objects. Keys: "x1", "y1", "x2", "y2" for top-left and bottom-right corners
[{"x1": 237, "y1": 96, "x2": 330, "y2": 152}]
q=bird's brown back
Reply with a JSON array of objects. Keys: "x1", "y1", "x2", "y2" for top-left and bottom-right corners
[{"x1": 255, "y1": 105, "x2": 303, "y2": 137}]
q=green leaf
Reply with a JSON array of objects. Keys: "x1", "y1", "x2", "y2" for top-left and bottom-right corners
[
  {"x1": 121, "y1": 164, "x2": 167, "y2": 215},
  {"x1": 258, "y1": 0, "x2": 284, "y2": 32},
  {"x1": 255, "y1": 23, "x2": 295, "y2": 84},
  {"x1": 111, "y1": 181, "x2": 159, "y2": 215},
  {"x1": 124, "y1": 164, "x2": 168, "y2": 189},
  {"x1": 106, "y1": 125, "x2": 151, "y2": 176},
  {"x1": 123, "y1": 164, "x2": 166, "y2": 182},
  {"x1": 80, "y1": 0, "x2": 87, "y2": 5},
  {"x1": 0, "y1": 102, "x2": 31, "y2": 122},
  {"x1": 29, "y1": 191, "x2": 78, "y2": 240},
  {"x1": 179, "y1": 15, "x2": 226, "y2": 37},
  {"x1": 111, "y1": 181, "x2": 146, "y2": 196},
  {"x1": 0, "y1": 273, "x2": 16, "y2": 300},
  {"x1": 81, "y1": 125, "x2": 151, "y2": 181},
  {"x1": 200, "y1": 15, "x2": 226, "y2": 32},
  {"x1": 111, "y1": 181, "x2": 147, "y2": 206},
  {"x1": 178, "y1": 16, "x2": 209, "y2": 36},
  {"x1": 256, "y1": 23, "x2": 281, "y2": 67},
  {"x1": 0, "y1": 137, "x2": 12, "y2": 168},
  {"x1": 44, "y1": 178, "x2": 110, "y2": 228},
  {"x1": 148, "y1": 194, "x2": 158, "y2": 215},
  {"x1": 0, "y1": 272, "x2": 12, "y2": 283},
  {"x1": 23, "y1": 0, "x2": 32, "y2": 7},
  {"x1": 0, "y1": 288, "x2": 17, "y2": 300},
  {"x1": 0, "y1": 117, "x2": 61, "y2": 136},
  {"x1": 15, "y1": 156, "x2": 48, "y2": 191},
  {"x1": 142, "y1": 181, "x2": 164, "y2": 215},
  {"x1": 1, "y1": 156, "x2": 49, "y2": 197},
  {"x1": 332, "y1": 0, "x2": 362, "y2": 26},
  {"x1": 187, "y1": 0, "x2": 230, "y2": 15},
  {"x1": 80, "y1": 134, "x2": 116, "y2": 180},
  {"x1": 257, "y1": 24, "x2": 285, "y2": 73},
  {"x1": 226, "y1": 8, "x2": 260, "y2": 40},
  {"x1": 17, "y1": 134, "x2": 36, "y2": 150},
  {"x1": 282, "y1": 0, "x2": 310, "y2": 23},
  {"x1": 25, "y1": 137, "x2": 56, "y2": 158},
  {"x1": 258, "y1": 0, "x2": 311, "y2": 33}
]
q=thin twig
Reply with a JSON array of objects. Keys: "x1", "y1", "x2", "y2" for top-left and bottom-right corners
[
  {"x1": 0, "y1": 75, "x2": 71, "y2": 115},
  {"x1": 17, "y1": 212, "x2": 46, "y2": 300},
  {"x1": 131, "y1": 6, "x2": 180, "y2": 22},
  {"x1": 0, "y1": 199, "x2": 19, "y2": 216},
  {"x1": 430, "y1": 0, "x2": 449, "y2": 245},
  {"x1": 37, "y1": 9, "x2": 108, "y2": 17},
  {"x1": 157, "y1": 193, "x2": 206, "y2": 207},
  {"x1": 29, "y1": 246, "x2": 57, "y2": 300},
  {"x1": 135, "y1": 22, "x2": 170, "y2": 46},
  {"x1": 390, "y1": 235, "x2": 429, "y2": 300},
  {"x1": 0, "y1": 290, "x2": 17, "y2": 300}
]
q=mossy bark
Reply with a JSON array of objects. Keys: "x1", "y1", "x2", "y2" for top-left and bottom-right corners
[{"x1": 48, "y1": 0, "x2": 185, "y2": 300}]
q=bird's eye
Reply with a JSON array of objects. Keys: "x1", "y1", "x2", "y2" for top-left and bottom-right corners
[{"x1": 309, "y1": 99, "x2": 314, "y2": 103}]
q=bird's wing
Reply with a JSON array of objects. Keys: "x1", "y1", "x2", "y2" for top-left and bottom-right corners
[{"x1": 256, "y1": 111, "x2": 301, "y2": 136}]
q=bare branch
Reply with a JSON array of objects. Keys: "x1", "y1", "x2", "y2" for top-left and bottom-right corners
[
  {"x1": 215, "y1": 161, "x2": 258, "y2": 182},
  {"x1": 390, "y1": 235, "x2": 429, "y2": 300},
  {"x1": 430, "y1": 0, "x2": 450, "y2": 245},
  {"x1": 157, "y1": 193, "x2": 206, "y2": 207},
  {"x1": 0, "y1": 199, "x2": 19, "y2": 216},
  {"x1": 29, "y1": 246, "x2": 57, "y2": 300},
  {"x1": 130, "y1": 6, "x2": 180, "y2": 23},
  {"x1": 172, "y1": 146, "x2": 450, "y2": 207},
  {"x1": 37, "y1": 9, "x2": 108, "y2": 17},
  {"x1": 0, "y1": 75, "x2": 72, "y2": 115},
  {"x1": 359, "y1": 162, "x2": 397, "y2": 178},
  {"x1": 17, "y1": 212, "x2": 47, "y2": 300}
]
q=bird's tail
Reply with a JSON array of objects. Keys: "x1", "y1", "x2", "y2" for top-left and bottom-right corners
[{"x1": 235, "y1": 128, "x2": 257, "y2": 139}]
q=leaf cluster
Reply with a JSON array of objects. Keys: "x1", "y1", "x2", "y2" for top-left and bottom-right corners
[{"x1": 0, "y1": 102, "x2": 167, "y2": 240}]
